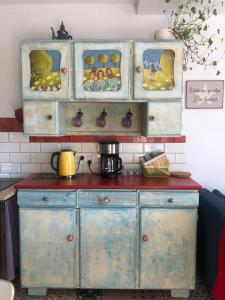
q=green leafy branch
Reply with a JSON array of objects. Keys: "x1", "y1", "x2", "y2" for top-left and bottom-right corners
[{"x1": 164, "y1": 0, "x2": 224, "y2": 75}]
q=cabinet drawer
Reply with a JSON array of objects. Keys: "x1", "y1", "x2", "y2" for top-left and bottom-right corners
[
  {"x1": 139, "y1": 191, "x2": 199, "y2": 208},
  {"x1": 17, "y1": 191, "x2": 76, "y2": 207},
  {"x1": 78, "y1": 190, "x2": 137, "y2": 207}
]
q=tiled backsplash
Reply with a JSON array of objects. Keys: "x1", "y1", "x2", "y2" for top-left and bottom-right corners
[{"x1": 0, "y1": 132, "x2": 186, "y2": 178}]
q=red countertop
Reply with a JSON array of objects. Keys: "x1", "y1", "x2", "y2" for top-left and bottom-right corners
[{"x1": 14, "y1": 174, "x2": 202, "y2": 190}]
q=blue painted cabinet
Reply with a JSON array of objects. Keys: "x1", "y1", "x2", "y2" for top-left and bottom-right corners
[
  {"x1": 21, "y1": 41, "x2": 72, "y2": 100},
  {"x1": 17, "y1": 189, "x2": 198, "y2": 298},
  {"x1": 80, "y1": 207, "x2": 137, "y2": 289},
  {"x1": 19, "y1": 208, "x2": 76, "y2": 289}
]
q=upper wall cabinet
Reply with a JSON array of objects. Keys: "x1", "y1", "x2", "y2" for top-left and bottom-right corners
[
  {"x1": 21, "y1": 41, "x2": 72, "y2": 100},
  {"x1": 134, "y1": 41, "x2": 183, "y2": 100},
  {"x1": 74, "y1": 41, "x2": 131, "y2": 100}
]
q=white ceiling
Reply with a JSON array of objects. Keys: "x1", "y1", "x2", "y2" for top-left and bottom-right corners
[{"x1": 0, "y1": 0, "x2": 224, "y2": 15}]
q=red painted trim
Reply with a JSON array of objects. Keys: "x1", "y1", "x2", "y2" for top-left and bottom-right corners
[
  {"x1": 0, "y1": 117, "x2": 186, "y2": 143},
  {"x1": 0, "y1": 118, "x2": 23, "y2": 132},
  {"x1": 212, "y1": 225, "x2": 225, "y2": 300},
  {"x1": 14, "y1": 175, "x2": 202, "y2": 190},
  {"x1": 29, "y1": 135, "x2": 186, "y2": 143}
]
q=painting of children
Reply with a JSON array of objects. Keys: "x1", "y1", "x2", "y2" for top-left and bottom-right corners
[{"x1": 83, "y1": 49, "x2": 121, "y2": 92}]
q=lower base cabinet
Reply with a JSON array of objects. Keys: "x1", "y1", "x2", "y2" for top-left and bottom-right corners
[{"x1": 17, "y1": 189, "x2": 199, "y2": 298}]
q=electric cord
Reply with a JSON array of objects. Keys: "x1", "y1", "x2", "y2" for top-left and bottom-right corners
[{"x1": 87, "y1": 160, "x2": 101, "y2": 175}]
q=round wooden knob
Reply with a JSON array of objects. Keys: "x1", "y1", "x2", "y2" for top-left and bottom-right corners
[
  {"x1": 167, "y1": 198, "x2": 174, "y2": 203},
  {"x1": 67, "y1": 235, "x2": 74, "y2": 241},
  {"x1": 61, "y1": 67, "x2": 67, "y2": 74},
  {"x1": 136, "y1": 66, "x2": 142, "y2": 73},
  {"x1": 104, "y1": 197, "x2": 111, "y2": 204},
  {"x1": 142, "y1": 234, "x2": 149, "y2": 242},
  {"x1": 42, "y1": 196, "x2": 48, "y2": 201},
  {"x1": 47, "y1": 115, "x2": 52, "y2": 120},
  {"x1": 149, "y1": 115, "x2": 155, "y2": 121}
]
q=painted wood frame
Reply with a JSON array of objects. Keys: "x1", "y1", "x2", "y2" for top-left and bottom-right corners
[
  {"x1": 74, "y1": 41, "x2": 131, "y2": 100},
  {"x1": 21, "y1": 41, "x2": 72, "y2": 100},
  {"x1": 23, "y1": 101, "x2": 66, "y2": 135},
  {"x1": 143, "y1": 101, "x2": 182, "y2": 137},
  {"x1": 134, "y1": 41, "x2": 183, "y2": 100}
]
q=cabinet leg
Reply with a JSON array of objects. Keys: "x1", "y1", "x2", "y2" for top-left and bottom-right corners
[
  {"x1": 171, "y1": 289, "x2": 190, "y2": 298},
  {"x1": 28, "y1": 288, "x2": 47, "y2": 296}
]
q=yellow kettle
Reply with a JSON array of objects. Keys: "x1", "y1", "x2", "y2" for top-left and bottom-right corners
[{"x1": 51, "y1": 149, "x2": 76, "y2": 178}]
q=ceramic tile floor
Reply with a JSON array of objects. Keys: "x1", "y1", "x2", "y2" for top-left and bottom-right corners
[{"x1": 15, "y1": 277, "x2": 213, "y2": 300}]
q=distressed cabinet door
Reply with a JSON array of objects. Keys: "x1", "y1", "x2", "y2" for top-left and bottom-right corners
[
  {"x1": 21, "y1": 41, "x2": 71, "y2": 100},
  {"x1": 144, "y1": 101, "x2": 182, "y2": 136},
  {"x1": 74, "y1": 41, "x2": 131, "y2": 100},
  {"x1": 140, "y1": 208, "x2": 197, "y2": 289},
  {"x1": 134, "y1": 41, "x2": 183, "y2": 100},
  {"x1": 80, "y1": 208, "x2": 137, "y2": 288},
  {"x1": 20, "y1": 209, "x2": 76, "y2": 288},
  {"x1": 23, "y1": 101, "x2": 66, "y2": 135}
]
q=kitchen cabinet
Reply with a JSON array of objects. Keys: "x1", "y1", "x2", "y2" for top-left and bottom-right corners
[
  {"x1": 79, "y1": 191, "x2": 137, "y2": 289},
  {"x1": 17, "y1": 185, "x2": 199, "y2": 298},
  {"x1": 17, "y1": 191, "x2": 77, "y2": 296},
  {"x1": 23, "y1": 101, "x2": 66, "y2": 135},
  {"x1": 21, "y1": 40, "x2": 183, "y2": 137},
  {"x1": 74, "y1": 41, "x2": 131, "y2": 100},
  {"x1": 21, "y1": 41, "x2": 72, "y2": 100},
  {"x1": 143, "y1": 101, "x2": 182, "y2": 136},
  {"x1": 134, "y1": 41, "x2": 183, "y2": 100}
]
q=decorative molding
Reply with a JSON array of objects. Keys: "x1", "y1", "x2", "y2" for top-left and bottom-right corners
[
  {"x1": 0, "y1": 118, "x2": 23, "y2": 132},
  {"x1": 29, "y1": 135, "x2": 186, "y2": 143}
]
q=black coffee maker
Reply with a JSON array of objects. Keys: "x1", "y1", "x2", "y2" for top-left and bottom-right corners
[{"x1": 99, "y1": 141, "x2": 123, "y2": 178}]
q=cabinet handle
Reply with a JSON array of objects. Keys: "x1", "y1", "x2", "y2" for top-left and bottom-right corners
[
  {"x1": 149, "y1": 115, "x2": 155, "y2": 121},
  {"x1": 167, "y1": 198, "x2": 174, "y2": 203},
  {"x1": 104, "y1": 197, "x2": 111, "y2": 204},
  {"x1": 47, "y1": 115, "x2": 53, "y2": 120},
  {"x1": 42, "y1": 196, "x2": 48, "y2": 201},
  {"x1": 136, "y1": 66, "x2": 142, "y2": 73},
  {"x1": 142, "y1": 234, "x2": 149, "y2": 242},
  {"x1": 61, "y1": 67, "x2": 67, "y2": 74},
  {"x1": 67, "y1": 235, "x2": 74, "y2": 241}
]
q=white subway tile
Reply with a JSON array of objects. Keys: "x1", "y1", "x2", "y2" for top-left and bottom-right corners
[
  {"x1": 133, "y1": 153, "x2": 145, "y2": 164},
  {"x1": 11, "y1": 173, "x2": 32, "y2": 178},
  {"x1": 92, "y1": 153, "x2": 101, "y2": 164},
  {"x1": 176, "y1": 154, "x2": 186, "y2": 164},
  {"x1": 20, "y1": 143, "x2": 40, "y2": 153},
  {"x1": 0, "y1": 163, "x2": 20, "y2": 173},
  {"x1": 0, "y1": 174, "x2": 10, "y2": 178},
  {"x1": 31, "y1": 153, "x2": 51, "y2": 164},
  {"x1": 143, "y1": 143, "x2": 165, "y2": 153},
  {"x1": 120, "y1": 153, "x2": 134, "y2": 164},
  {"x1": 40, "y1": 164, "x2": 54, "y2": 173},
  {"x1": 0, "y1": 153, "x2": 10, "y2": 163},
  {"x1": 167, "y1": 153, "x2": 175, "y2": 164},
  {"x1": 21, "y1": 164, "x2": 41, "y2": 173},
  {"x1": 169, "y1": 164, "x2": 186, "y2": 172},
  {"x1": 9, "y1": 132, "x2": 29, "y2": 142},
  {"x1": 121, "y1": 143, "x2": 143, "y2": 153},
  {"x1": 61, "y1": 143, "x2": 82, "y2": 152},
  {"x1": 0, "y1": 133, "x2": 8, "y2": 142},
  {"x1": 165, "y1": 143, "x2": 186, "y2": 154},
  {"x1": 0, "y1": 143, "x2": 19, "y2": 152},
  {"x1": 82, "y1": 163, "x2": 100, "y2": 174},
  {"x1": 10, "y1": 153, "x2": 30, "y2": 163},
  {"x1": 41, "y1": 143, "x2": 61, "y2": 152},
  {"x1": 81, "y1": 143, "x2": 99, "y2": 153}
]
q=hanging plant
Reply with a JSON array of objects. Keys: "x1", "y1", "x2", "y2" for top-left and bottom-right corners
[{"x1": 163, "y1": 0, "x2": 224, "y2": 75}]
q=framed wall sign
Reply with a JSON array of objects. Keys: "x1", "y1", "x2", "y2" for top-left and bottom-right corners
[{"x1": 186, "y1": 80, "x2": 224, "y2": 109}]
